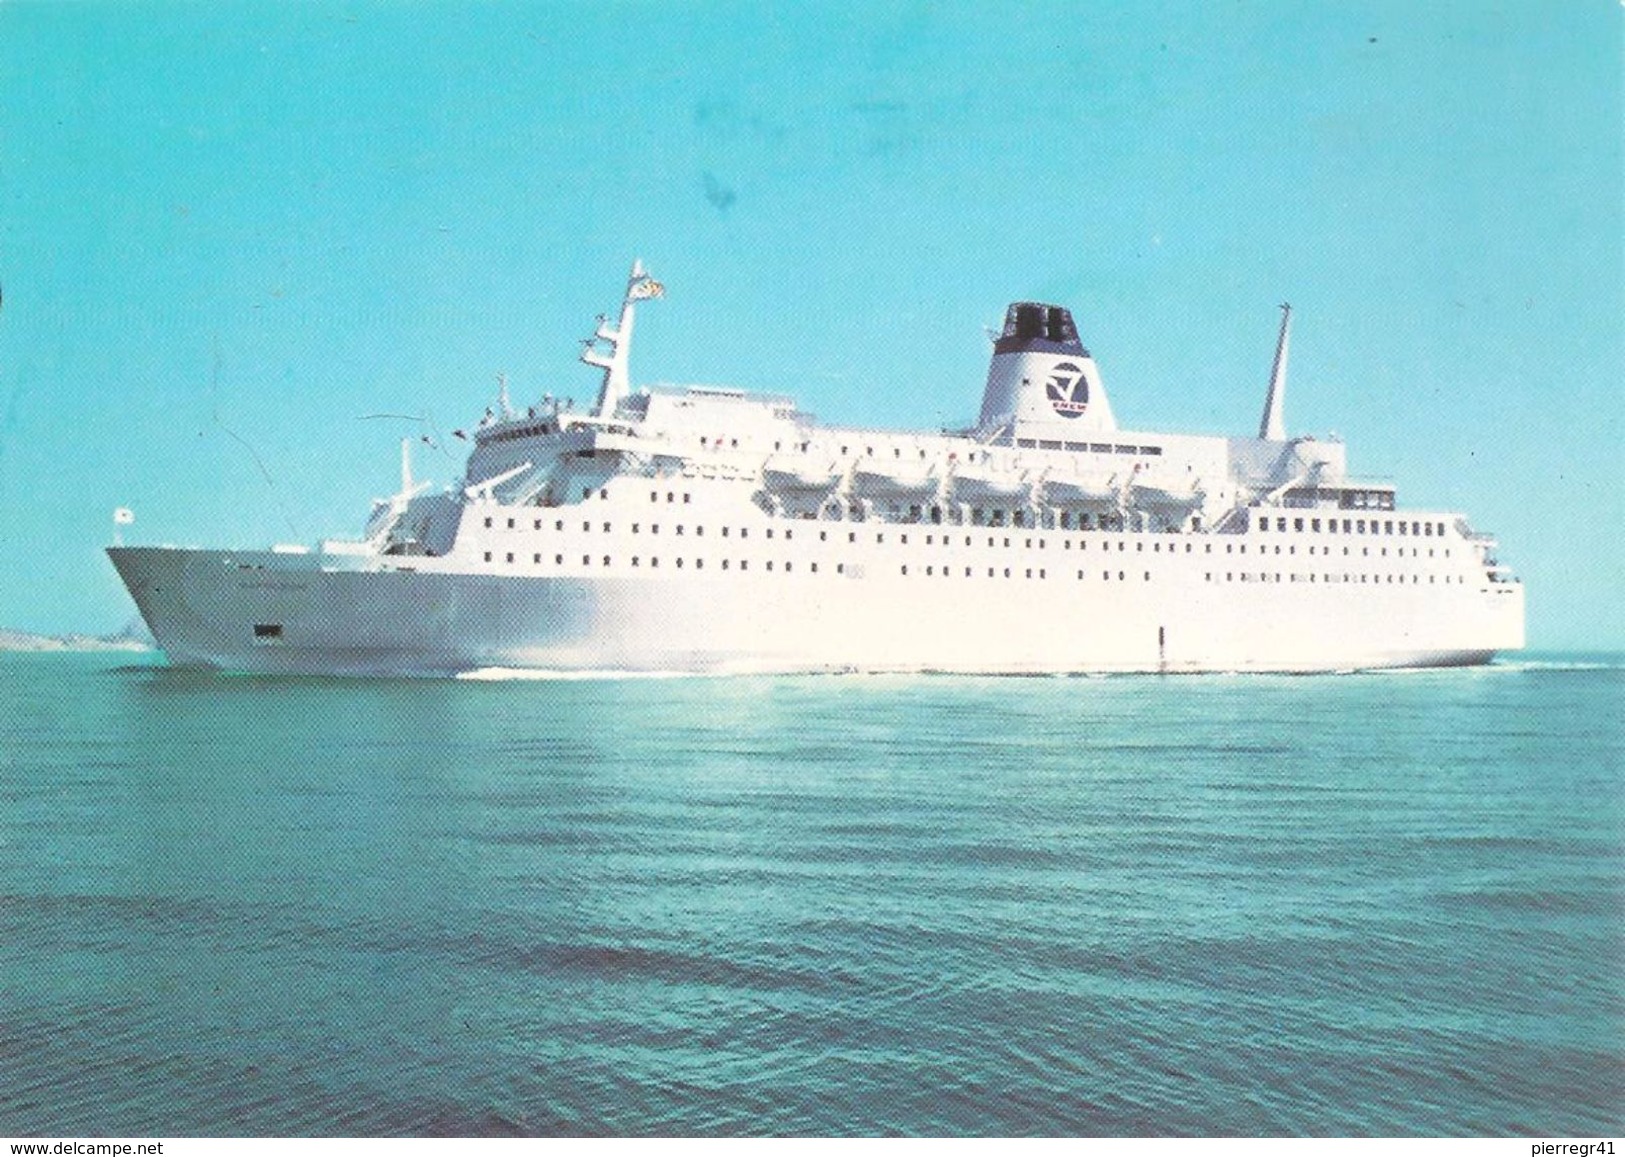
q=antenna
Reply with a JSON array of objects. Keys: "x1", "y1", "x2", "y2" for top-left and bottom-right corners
[
  {"x1": 209, "y1": 336, "x2": 301, "y2": 539},
  {"x1": 1258, "y1": 303, "x2": 1291, "y2": 441}
]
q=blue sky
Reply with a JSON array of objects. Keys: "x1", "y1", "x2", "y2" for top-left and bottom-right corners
[{"x1": 1, "y1": 1, "x2": 1619, "y2": 647}]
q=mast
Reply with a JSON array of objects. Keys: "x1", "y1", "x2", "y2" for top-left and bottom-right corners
[
  {"x1": 586, "y1": 259, "x2": 663, "y2": 418},
  {"x1": 1258, "y1": 302, "x2": 1291, "y2": 441}
]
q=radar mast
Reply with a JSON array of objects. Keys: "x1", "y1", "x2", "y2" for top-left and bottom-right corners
[
  {"x1": 1258, "y1": 303, "x2": 1291, "y2": 441},
  {"x1": 586, "y1": 260, "x2": 664, "y2": 418}
]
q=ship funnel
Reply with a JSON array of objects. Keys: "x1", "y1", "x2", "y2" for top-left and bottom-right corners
[
  {"x1": 976, "y1": 302, "x2": 1117, "y2": 440},
  {"x1": 1258, "y1": 303, "x2": 1291, "y2": 441}
]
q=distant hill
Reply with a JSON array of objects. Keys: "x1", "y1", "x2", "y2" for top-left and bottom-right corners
[{"x1": 0, "y1": 618, "x2": 155, "y2": 653}]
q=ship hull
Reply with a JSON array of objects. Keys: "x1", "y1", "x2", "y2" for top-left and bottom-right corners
[{"x1": 109, "y1": 544, "x2": 1524, "y2": 677}]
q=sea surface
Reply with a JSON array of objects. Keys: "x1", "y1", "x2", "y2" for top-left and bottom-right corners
[{"x1": 1, "y1": 652, "x2": 1620, "y2": 1137}]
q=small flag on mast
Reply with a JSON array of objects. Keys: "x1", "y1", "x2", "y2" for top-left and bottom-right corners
[{"x1": 627, "y1": 274, "x2": 664, "y2": 301}]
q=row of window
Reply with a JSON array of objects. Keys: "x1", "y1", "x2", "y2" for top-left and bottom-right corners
[
  {"x1": 484, "y1": 486, "x2": 1439, "y2": 543},
  {"x1": 479, "y1": 518, "x2": 1453, "y2": 564},
  {"x1": 474, "y1": 548, "x2": 1470, "y2": 590},
  {"x1": 903, "y1": 565, "x2": 1062, "y2": 579},
  {"x1": 480, "y1": 551, "x2": 844, "y2": 574},
  {"x1": 482, "y1": 421, "x2": 559, "y2": 444},
  {"x1": 1204, "y1": 572, "x2": 1464, "y2": 585},
  {"x1": 889, "y1": 566, "x2": 1466, "y2": 585},
  {"x1": 1013, "y1": 438, "x2": 1163, "y2": 455},
  {"x1": 1257, "y1": 515, "x2": 1447, "y2": 537}
]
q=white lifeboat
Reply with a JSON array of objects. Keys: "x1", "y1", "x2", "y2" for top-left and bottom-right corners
[
  {"x1": 1127, "y1": 467, "x2": 1204, "y2": 514},
  {"x1": 949, "y1": 460, "x2": 1030, "y2": 504},
  {"x1": 851, "y1": 458, "x2": 940, "y2": 500},
  {"x1": 763, "y1": 456, "x2": 841, "y2": 495},
  {"x1": 1039, "y1": 471, "x2": 1121, "y2": 509}
]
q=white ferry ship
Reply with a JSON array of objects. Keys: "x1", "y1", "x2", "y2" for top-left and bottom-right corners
[{"x1": 108, "y1": 263, "x2": 1524, "y2": 675}]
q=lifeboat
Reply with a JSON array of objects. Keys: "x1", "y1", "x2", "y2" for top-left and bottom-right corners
[
  {"x1": 949, "y1": 462, "x2": 1031, "y2": 504},
  {"x1": 763, "y1": 456, "x2": 841, "y2": 495},
  {"x1": 851, "y1": 459, "x2": 941, "y2": 500},
  {"x1": 1127, "y1": 470, "x2": 1205, "y2": 514},
  {"x1": 1039, "y1": 472, "x2": 1121, "y2": 509}
]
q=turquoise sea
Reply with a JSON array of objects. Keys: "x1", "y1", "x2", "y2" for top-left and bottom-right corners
[{"x1": 1, "y1": 652, "x2": 1620, "y2": 1136}]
